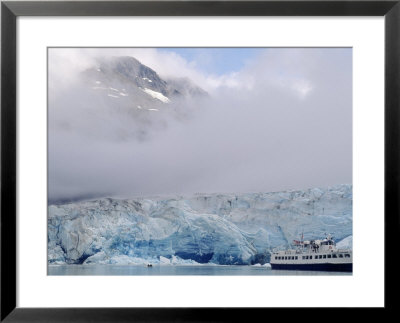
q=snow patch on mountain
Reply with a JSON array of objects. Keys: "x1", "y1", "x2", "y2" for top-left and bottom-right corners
[{"x1": 142, "y1": 88, "x2": 170, "y2": 103}]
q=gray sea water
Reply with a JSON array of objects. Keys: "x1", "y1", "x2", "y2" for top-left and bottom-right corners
[{"x1": 48, "y1": 264, "x2": 351, "y2": 276}]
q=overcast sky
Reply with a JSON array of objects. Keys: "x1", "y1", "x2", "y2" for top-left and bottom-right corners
[{"x1": 48, "y1": 48, "x2": 352, "y2": 203}]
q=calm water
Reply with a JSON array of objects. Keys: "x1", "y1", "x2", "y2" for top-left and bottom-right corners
[{"x1": 48, "y1": 264, "x2": 351, "y2": 276}]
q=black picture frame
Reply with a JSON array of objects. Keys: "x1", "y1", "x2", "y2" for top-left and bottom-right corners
[{"x1": 1, "y1": 1, "x2": 398, "y2": 321}]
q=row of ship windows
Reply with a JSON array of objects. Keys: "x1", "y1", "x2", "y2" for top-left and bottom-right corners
[{"x1": 275, "y1": 254, "x2": 351, "y2": 260}]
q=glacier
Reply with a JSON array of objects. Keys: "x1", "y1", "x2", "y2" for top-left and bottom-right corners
[{"x1": 48, "y1": 184, "x2": 352, "y2": 265}]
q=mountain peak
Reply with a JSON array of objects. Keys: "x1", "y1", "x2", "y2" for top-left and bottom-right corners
[{"x1": 83, "y1": 55, "x2": 207, "y2": 107}]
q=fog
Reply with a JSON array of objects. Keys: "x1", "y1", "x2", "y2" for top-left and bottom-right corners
[{"x1": 48, "y1": 48, "x2": 352, "y2": 203}]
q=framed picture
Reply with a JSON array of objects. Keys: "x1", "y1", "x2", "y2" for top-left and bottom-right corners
[{"x1": 1, "y1": 0, "x2": 398, "y2": 321}]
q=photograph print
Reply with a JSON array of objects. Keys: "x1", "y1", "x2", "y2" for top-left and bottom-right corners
[{"x1": 47, "y1": 47, "x2": 352, "y2": 275}]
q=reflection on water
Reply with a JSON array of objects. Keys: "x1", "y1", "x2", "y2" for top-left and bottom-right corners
[{"x1": 48, "y1": 264, "x2": 352, "y2": 276}]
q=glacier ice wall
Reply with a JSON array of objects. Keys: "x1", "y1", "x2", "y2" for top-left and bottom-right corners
[{"x1": 48, "y1": 184, "x2": 352, "y2": 265}]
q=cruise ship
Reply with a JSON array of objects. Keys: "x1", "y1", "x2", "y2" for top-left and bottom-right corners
[{"x1": 270, "y1": 234, "x2": 352, "y2": 272}]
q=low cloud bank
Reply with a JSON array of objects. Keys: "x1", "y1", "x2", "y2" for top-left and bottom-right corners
[{"x1": 48, "y1": 48, "x2": 352, "y2": 203}]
